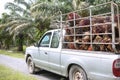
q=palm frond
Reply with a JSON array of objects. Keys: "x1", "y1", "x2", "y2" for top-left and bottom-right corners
[
  {"x1": 14, "y1": 0, "x2": 30, "y2": 9},
  {"x1": 5, "y1": 2, "x2": 15, "y2": 11},
  {"x1": 0, "y1": 24, "x2": 6, "y2": 29},
  {"x1": 12, "y1": 22, "x2": 32, "y2": 34},
  {"x1": 30, "y1": 2, "x2": 48, "y2": 12},
  {"x1": 5, "y1": 2, "x2": 30, "y2": 15}
]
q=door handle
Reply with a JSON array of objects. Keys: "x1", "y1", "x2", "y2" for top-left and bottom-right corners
[{"x1": 44, "y1": 52, "x2": 48, "y2": 55}]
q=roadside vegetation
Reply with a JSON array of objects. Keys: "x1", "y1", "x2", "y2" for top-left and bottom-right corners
[
  {"x1": 0, "y1": 46, "x2": 26, "y2": 58},
  {"x1": 0, "y1": 49, "x2": 24, "y2": 58},
  {"x1": 0, "y1": 64, "x2": 37, "y2": 80}
]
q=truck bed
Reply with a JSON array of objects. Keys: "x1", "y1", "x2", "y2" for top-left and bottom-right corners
[{"x1": 61, "y1": 49, "x2": 120, "y2": 80}]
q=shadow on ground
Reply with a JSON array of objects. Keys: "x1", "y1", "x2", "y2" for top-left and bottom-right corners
[{"x1": 35, "y1": 70, "x2": 68, "y2": 80}]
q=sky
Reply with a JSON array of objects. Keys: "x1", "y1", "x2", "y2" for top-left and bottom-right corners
[{"x1": 0, "y1": 0, "x2": 14, "y2": 18}]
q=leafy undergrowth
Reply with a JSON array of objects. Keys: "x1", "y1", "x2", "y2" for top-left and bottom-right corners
[
  {"x1": 0, "y1": 49, "x2": 24, "y2": 59},
  {"x1": 0, "y1": 65, "x2": 37, "y2": 80}
]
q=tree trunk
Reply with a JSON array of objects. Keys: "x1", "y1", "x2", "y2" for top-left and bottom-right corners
[
  {"x1": 17, "y1": 33, "x2": 23, "y2": 51},
  {"x1": 0, "y1": 41, "x2": 2, "y2": 49},
  {"x1": 5, "y1": 44, "x2": 10, "y2": 50}
]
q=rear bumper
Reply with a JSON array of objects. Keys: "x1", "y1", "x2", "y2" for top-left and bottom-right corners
[
  {"x1": 115, "y1": 77, "x2": 120, "y2": 80},
  {"x1": 89, "y1": 73, "x2": 120, "y2": 80}
]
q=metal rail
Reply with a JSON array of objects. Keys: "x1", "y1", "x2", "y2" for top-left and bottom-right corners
[
  {"x1": 59, "y1": 2, "x2": 120, "y2": 52},
  {"x1": 63, "y1": 42, "x2": 119, "y2": 45}
]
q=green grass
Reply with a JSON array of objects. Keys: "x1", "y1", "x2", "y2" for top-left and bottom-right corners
[
  {"x1": 0, "y1": 64, "x2": 37, "y2": 80},
  {"x1": 10, "y1": 46, "x2": 27, "y2": 52},
  {"x1": 0, "y1": 50, "x2": 24, "y2": 59},
  {"x1": 0, "y1": 46, "x2": 27, "y2": 59}
]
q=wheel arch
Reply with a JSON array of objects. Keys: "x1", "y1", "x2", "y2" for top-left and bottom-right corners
[
  {"x1": 66, "y1": 63, "x2": 88, "y2": 78},
  {"x1": 68, "y1": 64, "x2": 88, "y2": 80},
  {"x1": 25, "y1": 54, "x2": 32, "y2": 63}
]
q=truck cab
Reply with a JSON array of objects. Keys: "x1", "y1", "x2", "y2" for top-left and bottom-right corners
[{"x1": 25, "y1": 29, "x2": 62, "y2": 74}]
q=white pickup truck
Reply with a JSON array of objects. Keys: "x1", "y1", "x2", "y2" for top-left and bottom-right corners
[{"x1": 25, "y1": 2, "x2": 120, "y2": 80}]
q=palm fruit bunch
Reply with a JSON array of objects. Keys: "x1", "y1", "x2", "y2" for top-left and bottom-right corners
[
  {"x1": 67, "y1": 12, "x2": 80, "y2": 26},
  {"x1": 64, "y1": 13, "x2": 120, "y2": 52}
]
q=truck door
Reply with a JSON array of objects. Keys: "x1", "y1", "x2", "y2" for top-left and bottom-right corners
[
  {"x1": 38, "y1": 32, "x2": 52, "y2": 69},
  {"x1": 48, "y1": 30, "x2": 61, "y2": 74}
]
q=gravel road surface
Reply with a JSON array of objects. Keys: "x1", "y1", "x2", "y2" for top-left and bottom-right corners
[{"x1": 0, "y1": 54, "x2": 67, "y2": 80}]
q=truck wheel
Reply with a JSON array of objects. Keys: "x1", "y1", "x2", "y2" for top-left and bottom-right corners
[
  {"x1": 27, "y1": 57, "x2": 36, "y2": 74},
  {"x1": 69, "y1": 65, "x2": 87, "y2": 80}
]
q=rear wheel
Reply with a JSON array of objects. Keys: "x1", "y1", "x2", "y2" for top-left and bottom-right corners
[
  {"x1": 69, "y1": 65, "x2": 87, "y2": 80},
  {"x1": 27, "y1": 57, "x2": 39, "y2": 74}
]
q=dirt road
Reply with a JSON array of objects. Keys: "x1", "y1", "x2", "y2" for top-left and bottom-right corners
[{"x1": 0, "y1": 54, "x2": 67, "y2": 80}]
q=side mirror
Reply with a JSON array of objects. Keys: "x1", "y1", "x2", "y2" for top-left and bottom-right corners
[{"x1": 34, "y1": 42, "x2": 39, "y2": 47}]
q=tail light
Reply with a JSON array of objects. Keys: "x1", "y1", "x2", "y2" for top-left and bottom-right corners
[{"x1": 113, "y1": 59, "x2": 120, "y2": 77}]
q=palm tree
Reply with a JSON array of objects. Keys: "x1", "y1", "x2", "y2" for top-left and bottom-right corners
[
  {"x1": 0, "y1": 13, "x2": 13, "y2": 49},
  {"x1": 1, "y1": 0, "x2": 35, "y2": 51},
  {"x1": 0, "y1": 0, "x2": 93, "y2": 51},
  {"x1": 30, "y1": 0, "x2": 62, "y2": 31}
]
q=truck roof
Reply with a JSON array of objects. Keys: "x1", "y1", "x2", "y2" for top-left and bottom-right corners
[{"x1": 46, "y1": 29, "x2": 61, "y2": 33}]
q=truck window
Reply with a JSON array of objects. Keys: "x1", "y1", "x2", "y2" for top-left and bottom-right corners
[
  {"x1": 51, "y1": 31, "x2": 60, "y2": 48},
  {"x1": 40, "y1": 32, "x2": 51, "y2": 47}
]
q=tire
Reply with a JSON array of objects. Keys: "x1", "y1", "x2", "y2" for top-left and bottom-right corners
[
  {"x1": 27, "y1": 57, "x2": 36, "y2": 74},
  {"x1": 69, "y1": 65, "x2": 87, "y2": 80}
]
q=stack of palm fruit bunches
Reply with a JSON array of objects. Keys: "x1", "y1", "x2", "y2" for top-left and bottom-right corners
[{"x1": 63, "y1": 12, "x2": 120, "y2": 52}]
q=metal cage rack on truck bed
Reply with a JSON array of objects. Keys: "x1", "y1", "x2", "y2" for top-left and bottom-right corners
[{"x1": 56, "y1": 2, "x2": 120, "y2": 53}]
